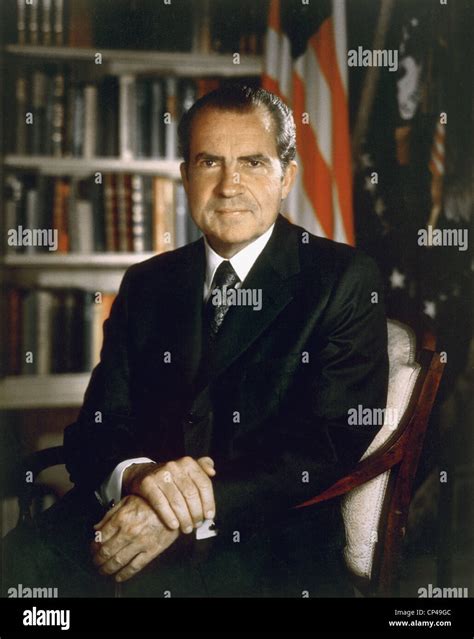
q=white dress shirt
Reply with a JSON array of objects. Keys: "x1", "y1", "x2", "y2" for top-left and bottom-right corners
[{"x1": 96, "y1": 222, "x2": 276, "y2": 539}]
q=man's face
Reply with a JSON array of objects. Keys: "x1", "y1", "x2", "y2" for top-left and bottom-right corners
[{"x1": 180, "y1": 106, "x2": 297, "y2": 257}]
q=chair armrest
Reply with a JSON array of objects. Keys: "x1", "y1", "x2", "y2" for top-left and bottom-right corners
[
  {"x1": 21, "y1": 446, "x2": 65, "y2": 483},
  {"x1": 293, "y1": 441, "x2": 404, "y2": 509},
  {"x1": 18, "y1": 446, "x2": 65, "y2": 525}
]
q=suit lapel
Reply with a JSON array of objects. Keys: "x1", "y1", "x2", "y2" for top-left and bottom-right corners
[{"x1": 159, "y1": 239, "x2": 206, "y2": 387}]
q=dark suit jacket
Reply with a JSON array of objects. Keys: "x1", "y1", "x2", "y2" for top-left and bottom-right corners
[{"x1": 63, "y1": 213, "x2": 388, "y2": 595}]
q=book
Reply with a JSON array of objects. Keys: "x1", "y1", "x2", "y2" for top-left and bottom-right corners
[
  {"x1": 152, "y1": 177, "x2": 175, "y2": 253},
  {"x1": 28, "y1": 0, "x2": 39, "y2": 45},
  {"x1": 51, "y1": 70, "x2": 66, "y2": 156},
  {"x1": 53, "y1": 0, "x2": 65, "y2": 45},
  {"x1": 4, "y1": 174, "x2": 26, "y2": 252},
  {"x1": 69, "y1": 185, "x2": 95, "y2": 254},
  {"x1": 116, "y1": 173, "x2": 131, "y2": 251},
  {"x1": 103, "y1": 173, "x2": 118, "y2": 252},
  {"x1": 83, "y1": 84, "x2": 98, "y2": 158},
  {"x1": 41, "y1": 0, "x2": 52, "y2": 46},
  {"x1": 164, "y1": 77, "x2": 178, "y2": 159},
  {"x1": 15, "y1": 73, "x2": 28, "y2": 153},
  {"x1": 68, "y1": 0, "x2": 92, "y2": 47},
  {"x1": 119, "y1": 75, "x2": 136, "y2": 160},
  {"x1": 98, "y1": 77, "x2": 119, "y2": 157},
  {"x1": 135, "y1": 79, "x2": 150, "y2": 158},
  {"x1": 31, "y1": 71, "x2": 48, "y2": 154},
  {"x1": 150, "y1": 79, "x2": 164, "y2": 158},
  {"x1": 21, "y1": 289, "x2": 38, "y2": 374},
  {"x1": 53, "y1": 178, "x2": 70, "y2": 253},
  {"x1": 16, "y1": 0, "x2": 26, "y2": 46},
  {"x1": 36, "y1": 289, "x2": 55, "y2": 374},
  {"x1": 71, "y1": 83, "x2": 85, "y2": 157},
  {"x1": 130, "y1": 174, "x2": 146, "y2": 253},
  {"x1": 7, "y1": 288, "x2": 22, "y2": 375},
  {"x1": 90, "y1": 178, "x2": 106, "y2": 252}
]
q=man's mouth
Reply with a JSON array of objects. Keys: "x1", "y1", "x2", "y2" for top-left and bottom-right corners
[{"x1": 215, "y1": 209, "x2": 250, "y2": 215}]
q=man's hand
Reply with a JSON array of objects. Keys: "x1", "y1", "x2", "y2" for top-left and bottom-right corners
[
  {"x1": 122, "y1": 456, "x2": 216, "y2": 534},
  {"x1": 91, "y1": 494, "x2": 180, "y2": 582}
]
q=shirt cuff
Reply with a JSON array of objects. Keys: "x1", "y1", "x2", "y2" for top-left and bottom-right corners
[{"x1": 94, "y1": 457, "x2": 155, "y2": 508}]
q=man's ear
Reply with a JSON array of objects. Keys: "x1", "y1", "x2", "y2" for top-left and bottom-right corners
[
  {"x1": 180, "y1": 162, "x2": 189, "y2": 191},
  {"x1": 281, "y1": 160, "x2": 297, "y2": 199}
]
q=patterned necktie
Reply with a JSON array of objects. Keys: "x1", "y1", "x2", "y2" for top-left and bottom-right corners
[{"x1": 203, "y1": 260, "x2": 240, "y2": 342}]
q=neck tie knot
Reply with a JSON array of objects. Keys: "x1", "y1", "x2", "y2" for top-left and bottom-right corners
[{"x1": 212, "y1": 260, "x2": 239, "y2": 290}]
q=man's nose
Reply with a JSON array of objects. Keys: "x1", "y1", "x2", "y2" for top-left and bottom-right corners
[{"x1": 216, "y1": 166, "x2": 244, "y2": 198}]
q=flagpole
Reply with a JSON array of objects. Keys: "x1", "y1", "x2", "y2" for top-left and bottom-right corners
[{"x1": 351, "y1": 0, "x2": 396, "y2": 169}]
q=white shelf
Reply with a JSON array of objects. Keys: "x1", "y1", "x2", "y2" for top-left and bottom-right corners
[
  {"x1": 3, "y1": 253, "x2": 156, "y2": 269},
  {"x1": 4, "y1": 156, "x2": 182, "y2": 177},
  {"x1": 0, "y1": 374, "x2": 90, "y2": 409},
  {"x1": 5, "y1": 45, "x2": 263, "y2": 77}
]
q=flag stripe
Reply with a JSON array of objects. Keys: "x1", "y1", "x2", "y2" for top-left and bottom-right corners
[
  {"x1": 293, "y1": 70, "x2": 334, "y2": 238},
  {"x1": 263, "y1": 0, "x2": 354, "y2": 244},
  {"x1": 310, "y1": 17, "x2": 354, "y2": 244}
]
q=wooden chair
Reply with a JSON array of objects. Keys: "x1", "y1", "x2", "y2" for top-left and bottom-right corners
[
  {"x1": 15, "y1": 319, "x2": 444, "y2": 597},
  {"x1": 295, "y1": 319, "x2": 445, "y2": 596}
]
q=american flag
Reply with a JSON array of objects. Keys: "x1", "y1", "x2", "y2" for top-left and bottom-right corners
[{"x1": 262, "y1": 0, "x2": 354, "y2": 245}]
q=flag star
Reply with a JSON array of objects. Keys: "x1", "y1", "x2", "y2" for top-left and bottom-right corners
[
  {"x1": 390, "y1": 268, "x2": 406, "y2": 289},
  {"x1": 361, "y1": 153, "x2": 373, "y2": 168},
  {"x1": 423, "y1": 300, "x2": 436, "y2": 319},
  {"x1": 439, "y1": 293, "x2": 448, "y2": 302},
  {"x1": 374, "y1": 198, "x2": 386, "y2": 216},
  {"x1": 364, "y1": 176, "x2": 377, "y2": 193}
]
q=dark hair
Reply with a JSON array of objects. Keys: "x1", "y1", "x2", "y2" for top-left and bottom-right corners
[{"x1": 178, "y1": 85, "x2": 296, "y2": 171}]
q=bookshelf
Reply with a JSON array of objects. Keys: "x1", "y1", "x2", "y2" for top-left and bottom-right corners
[
  {"x1": 5, "y1": 45, "x2": 263, "y2": 77},
  {"x1": 0, "y1": 373, "x2": 89, "y2": 409},
  {"x1": 4, "y1": 156, "x2": 182, "y2": 177},
  {"x1": 1, "y1": 0, "x2": 265, "y2": 410}
]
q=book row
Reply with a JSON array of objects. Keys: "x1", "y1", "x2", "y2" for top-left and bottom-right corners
[
  {"x1": 8, "y1": 0, "x2": 267, "y2": 54},
  {"x1": 5, "y1": 287, "x2": 116, "y2": 375},
  {"x1": 4, "y1": 173, "x2": 202, "y2": 254},
  {"x1": 13, "y1": 70, "x2": 219, "y2": 158}
]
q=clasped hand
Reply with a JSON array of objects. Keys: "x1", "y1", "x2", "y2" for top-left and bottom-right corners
[{"x1": 91, "y1": 456, "x2": 216, "y2": 582}]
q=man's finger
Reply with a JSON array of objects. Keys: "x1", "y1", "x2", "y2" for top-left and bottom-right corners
[
  {"x1": 97, "y1": 542, "x2": 142, "y2": 577},
  {"x1": 115, "y1": 551, "x2": 150, "y2": 582},
  {"x1": 160, "y1": 481, "x2": 194, "y2": 534},
  {"x1": 93, "y1": 500, "x2": 122, "y2": 530},
  {"x1": 188, "y1": 466, "x2": 216, "y2": 520},
  {"x1": 197, "y1": 457, "x2": 216, "y2": 476},
  {"x1": 91, "y1": 530, "x2": 128, "y2": 567},
  {"x1": 172, "y1": 472, "x2": 205, "y2": 526},
  {"x1": 137, "y1": 481, "x2": 180, "y2": 531}
]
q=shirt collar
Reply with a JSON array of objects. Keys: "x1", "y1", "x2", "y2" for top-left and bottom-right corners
[{"x1": 204, "y1": 222, "x2": 275, "y2": 297}]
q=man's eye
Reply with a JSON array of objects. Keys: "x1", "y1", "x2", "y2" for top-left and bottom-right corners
[
  {"x1": 246, "y1": 159, "x2": 263, "y2": 168},
  {"x1": 201, "y1": 159, "x2": 217, "y2": 167}
]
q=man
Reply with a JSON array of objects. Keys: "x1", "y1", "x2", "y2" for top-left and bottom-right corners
[{"x1": 2, "y1": 86, "x2": 388, "y2": 598}]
